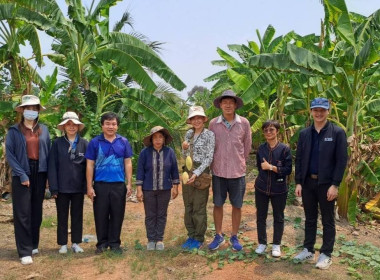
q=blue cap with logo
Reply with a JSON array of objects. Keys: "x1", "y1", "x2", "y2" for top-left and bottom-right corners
[{"x1": 310, "y1": 97, "x2": 330, "y2": 110}]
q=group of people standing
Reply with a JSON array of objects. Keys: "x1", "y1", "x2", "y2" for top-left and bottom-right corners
[{"x1": 5, "y1": 90, "x2": 347, "y2": 271}]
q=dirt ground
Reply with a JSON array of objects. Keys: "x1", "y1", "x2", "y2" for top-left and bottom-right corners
[{"x1": 0, "y1": 182, "x2": 379, "y2": 280}]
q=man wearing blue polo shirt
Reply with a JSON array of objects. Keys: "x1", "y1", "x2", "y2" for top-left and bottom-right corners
[
  {"x1": 86, "y1": 112, "x2": 133, "y2": 254},
  {"x1": 293, "y1": 98, "x2": 347, "y2": 269}
]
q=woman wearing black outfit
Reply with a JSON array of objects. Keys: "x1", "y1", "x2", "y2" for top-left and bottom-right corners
[
  {"x1": 48, "y1": 112, "x2": 88, "y2": 254},
  {"x1": 6, "y1": 95, "x2": 50, "y2": 265},
  {"x1": 254, "y1": 120, "x2": 292, "y2": 257}
]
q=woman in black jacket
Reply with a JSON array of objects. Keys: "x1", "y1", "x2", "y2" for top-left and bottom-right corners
[
  {"x1": 48, "y1": 112, "x2": 88, "y2": 254},
  {"x1": 254, "y1": 120, "x2": 292, "y2": 257}
]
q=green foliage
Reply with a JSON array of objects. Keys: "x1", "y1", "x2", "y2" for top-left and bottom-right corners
[{"x1": 336, "y1": 235, "x2": 380, "y2": 279}]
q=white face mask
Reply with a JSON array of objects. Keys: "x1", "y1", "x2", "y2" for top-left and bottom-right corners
[{"x1": 23, "y1": 110, "x2": 39, "y2": 121}]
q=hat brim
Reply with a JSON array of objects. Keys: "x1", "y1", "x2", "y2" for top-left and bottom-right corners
[
  {"x1": 310, "y1": 105, "x2": 329, "y2": 110},
  {"x1": 15, "y1": 104, "x2": 45, "y2": 113},
  {"x1": 143, "y1": 128, "x2": 173, "y2": 147},
  {"x1": 186, "y1": 114, "x2": 208, "y2": 124},
  {"x1": 57, "y1": 119, "x2": 85, "y2": 131},
  {"x1": 213, "y1": 96, "x2": 243, "y2": 109}
]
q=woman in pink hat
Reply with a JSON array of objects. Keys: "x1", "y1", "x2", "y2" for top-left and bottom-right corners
[
  {"x1": 5, "y1": 95, "x2": 50, "y2": 265},
  {"x1": 48, "y1": 112, "x2": 88, "y2": 254}
]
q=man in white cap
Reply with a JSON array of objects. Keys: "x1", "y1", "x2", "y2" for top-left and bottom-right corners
[{"x1": 208, "y1": 90, "x2": 252, "y2": 251}]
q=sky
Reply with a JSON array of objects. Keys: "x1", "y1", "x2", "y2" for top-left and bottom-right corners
[{"x1": 26, "y1": 0, "x2": 380, "y2": 98}]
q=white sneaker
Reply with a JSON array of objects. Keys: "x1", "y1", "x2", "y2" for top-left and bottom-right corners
[
  {"x1": 32, "y1": 248, "x2": 39, "y2": 255},
  {"x1": 315, "y1": 253, "x2": 332, "y2": 269},
  {"x1": 147, "y1": 241, "x2": 156, "y2": 251},
  {"x1": 294, "y1": 248, "x2": 315, "y2": 262},
  {"x1": 20, "y1": 256, "x2": 33, "y2": 265},
  {"x1": 156, "y1": 241, "x2": 165, "y2": 251},
  {"x1": 71, "y1": 243, "x2": 84, "y2": 253},
  {"x1": 272, "y1": 244, "x2": 281, "y2": 257},
  {"x1": 59, "y1": 245, "x2": 68, "y2": 254},
  {"x1": 255, "y1": 244, "x2": 267, "y2": 254}
]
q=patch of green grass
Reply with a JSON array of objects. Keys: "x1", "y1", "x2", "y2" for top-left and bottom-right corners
[
  {"x1": 336, "y1": 235, "x2": 380, "y2": 279},
  {"x1": 41, "y1": 215, "x2": 57, "y2": 228},
  {"x1": 287, "y1": 183, "x2": 296, "y2": 205}
]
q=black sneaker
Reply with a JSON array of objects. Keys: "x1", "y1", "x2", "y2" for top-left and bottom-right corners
[
  {"x1": 95, "y1": 247, "x2": 107, "y2": 254},
  {"x1": 110, "y1": 247, "x2": 123, "y2": 254}
]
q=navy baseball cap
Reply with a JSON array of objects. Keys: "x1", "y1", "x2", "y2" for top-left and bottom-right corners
[{"x1": 310, "y1": 97, "x2": 330, "y2": 110}]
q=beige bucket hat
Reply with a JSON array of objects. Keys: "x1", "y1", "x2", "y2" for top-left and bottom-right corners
[
  {"x1": 143, "y1": 126, "x2": 173, "y2": 147},
  {"x1": 57, "y1": 112, "x2": 85, "y2": 131},
  {"x1": 186, "y1": 106, "x2": 208, "y2": 124},
  {"x1": 15, "y1": 95, "x2": 45, "y2": 112}
]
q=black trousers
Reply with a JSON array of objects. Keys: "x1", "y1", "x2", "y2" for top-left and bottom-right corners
[
  {"x1": 302, "y1": 177, "x2": 335, "y2": 257},
  {"x1": 55, "y1": 193, "x2": 84, "y2": 245},
  {"x1": 12, "y1": 160, "x2": 47, "y2": 258},
  {"x1": 255, "y1": 190, "x2": 287, "y2": 245},
  {"x1": 93, "y1": 182, "x2": 126, "y2": 249},
  {"x1": 143, "y1": 190, "x2": 171, "y2": 242}
]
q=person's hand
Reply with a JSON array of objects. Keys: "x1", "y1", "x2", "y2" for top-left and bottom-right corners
[
  {"x1": 171, "y1": 186, "x2": 179, "y2": 200},
  {"x1": 182, "y1": 141, "x2": 189, "y2": 150},
  {"x1": 52, "y1": 194, "x2": 58, "y2": 199},
  {"x1": 187, "y1": 174, "x2": 197, "y2": 184},
  {"x1": 295, "y1": 184, "x2": 302, "y2": 197},
  {"x1": 126, "y1": 184, "x2": 132, "y2": 197},
  {"x1": 261, "y1": 158, "x2": 272, "y2": 171},
  {"x1": 136, "y1": 187, "x2": 143, "y2": 202},
  {"x1": 87, "y1": 188, "x2": 96, "y2": 202},
  {"x1": 327, "y1": 185, "x2": 338, "y2": 201},
  {"x1": 21, "y1": 180, "x2": 30, "y2": 187}
]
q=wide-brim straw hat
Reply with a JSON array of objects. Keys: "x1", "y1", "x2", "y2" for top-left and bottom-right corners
[
  {"x1": 15, "y1": 95, "x2": 46, "y2": 112},
  {"x1": 213, "y1": 89, "x2": 243, "y2": 109},
  {"x1": 143, "y1": 126, "x2": 173, "y2": 147},
  {"x1": 186, "y1": 106, "x2": 208, "y2": 124},
  {"x1": 57, "y1": 111, "x2": 85, "y2": 131}
]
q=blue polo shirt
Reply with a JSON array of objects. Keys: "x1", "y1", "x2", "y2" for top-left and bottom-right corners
[{"x1": 85, "y1": 134, "x2": 133, "y2": 182}]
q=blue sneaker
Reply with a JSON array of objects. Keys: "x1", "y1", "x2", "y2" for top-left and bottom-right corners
[
  {"x1": 182, "y1": 237, "x2": 194, "y2": 249},
  {"x1": 188, "y1": 240, "x2": 202, "y2": 250},
  {"x1": 208, "y1": 234, "x2": 225, "y2": 250},
  {"x1": 230, "y1": 235, "x2": 243, "y2": 251}
]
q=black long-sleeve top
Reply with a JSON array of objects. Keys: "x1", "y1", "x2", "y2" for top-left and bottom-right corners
[
  {"x1": 48, "y1": 136, "x2": 88, "y2": 195},
  {"x1": 255, "y1": 142, "x2": 292, "y2": 195},
  {"x1": 295, "y1": 121, "x2": 348, "y2": 187}
]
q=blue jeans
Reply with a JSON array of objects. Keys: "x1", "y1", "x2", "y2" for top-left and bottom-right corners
[
  {"x1": 212, "y1": 175, "x2": 246, "y2": 208},
  {"x1": 143, "y1": 190, "x2": 171, "y2": 242}
]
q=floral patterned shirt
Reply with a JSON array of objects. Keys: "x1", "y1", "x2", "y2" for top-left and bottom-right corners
[{"x1": 182, "y1": 128, "x2": 215, "y2": 176}]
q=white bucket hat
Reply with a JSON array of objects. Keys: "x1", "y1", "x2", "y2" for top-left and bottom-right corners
[
  {"x1": 186, "y1": 106, "x2": 208, "y2": 124},
  {"x1": 57, "y1": 112, "x2": 85, "y2": 131},
  {"x1": 15, "y1": 95, "x2": 45, "y2": 112}
]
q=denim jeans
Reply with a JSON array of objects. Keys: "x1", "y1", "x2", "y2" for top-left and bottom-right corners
[{"x1": 143, "y1": 189, "x2": 171, "y2": 242}]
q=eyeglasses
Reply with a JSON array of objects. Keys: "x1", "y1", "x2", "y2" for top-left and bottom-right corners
[{"x1": 263, "y1": 128, "x2": 276, "y2": 134}]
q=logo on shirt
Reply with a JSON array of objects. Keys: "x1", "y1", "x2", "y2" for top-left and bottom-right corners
[
  {"x1": 324, "y1": 138, "x2": 333, "y2": 142},
  {"x1": 78, "y1": 152, "x2": 85, "y2": 156}
]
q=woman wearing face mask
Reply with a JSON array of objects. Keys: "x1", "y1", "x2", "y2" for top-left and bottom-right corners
[
  {"x1": 48, "y1": 112, "x2": 88, "y2": 254},
  {"x1": 5, "y1": 95, "x2": 51, "y2": 265}
]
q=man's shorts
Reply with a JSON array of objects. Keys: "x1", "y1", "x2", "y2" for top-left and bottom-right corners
[{"x1": 212, "y1": 175, "x2": 246, "y2": 208}]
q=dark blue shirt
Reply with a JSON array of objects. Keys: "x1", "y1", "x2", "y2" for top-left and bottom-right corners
[
  {"x1": 135, "y1": 146, "x2": 180, "y2": 190},
  {"x1": 308, "y1": 125, "x2": 320, "y2": 175},
  {"x1": 85, "y1": 133, "x2": 133, "y2": 182}
]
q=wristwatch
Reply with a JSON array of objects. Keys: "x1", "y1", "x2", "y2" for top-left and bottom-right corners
[{"x1": 270, "y1": 165, "x2": 273, "y2": 171}]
